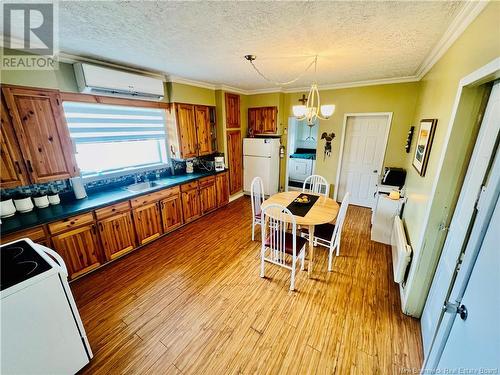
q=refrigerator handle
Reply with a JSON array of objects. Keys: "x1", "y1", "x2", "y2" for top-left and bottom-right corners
[{"x1": 38, "y1": 244, "x2": 68, "y2": 277}]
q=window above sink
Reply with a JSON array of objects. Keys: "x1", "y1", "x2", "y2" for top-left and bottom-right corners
[{"x1": 62, "y1": 101, "x2": 169, "y2": 181}]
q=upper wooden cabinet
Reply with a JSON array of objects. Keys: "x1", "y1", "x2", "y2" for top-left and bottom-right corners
[
  {"x1": 2, "y1": 86, "x2": 78, "y2": 183},
  {"x1": 1, "y1": 97, "x2": 29, "y2": 188},
  {"x1": 216, "y1": 171, "x2": 229, "y2": 207},
  {"x1": 225, "y1": 93, "x2": 240, "y2": 129},
  {"x1": 226, "y1": 130, "x2": 243, "y2": 195},
  {"x1": 166, "y1": 103, "x2": 215, "y2": 159},
  {"x1": 248, "y1": 107, "x2": 278, "y2": 135}
]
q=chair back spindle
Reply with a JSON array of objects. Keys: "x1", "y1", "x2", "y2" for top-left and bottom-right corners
[{"x1": 303, "y1": 175, "x2": 329, "y2": 197}]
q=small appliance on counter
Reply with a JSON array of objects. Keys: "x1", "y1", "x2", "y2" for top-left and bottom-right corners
[
  {"x1": 215, "y1": 156, "x2": 225, "y2": 172},
  {"x1": 381, "y1": 167, "x2": 406, "y2": 188},
  {"x1": 1, "y1": 239, "x2": 93, "y2": 374}
]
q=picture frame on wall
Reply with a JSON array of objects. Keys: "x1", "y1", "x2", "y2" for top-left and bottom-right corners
[{"x1": 412, "y1": 118, "x2": 437, "y2": 176}]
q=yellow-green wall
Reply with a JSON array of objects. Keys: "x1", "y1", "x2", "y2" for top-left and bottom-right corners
[
  {"x1": 166, "y1": 82, "x2": 216, "y2": 106},
  {"x1": 285, "y1": 83, "x2": 419, "y2": 192},
  {"x1": 401, "y1": 2, "x2": 500, "y2": 316}
]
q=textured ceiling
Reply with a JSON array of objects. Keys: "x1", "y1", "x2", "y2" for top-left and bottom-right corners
[{"x1": 53, "y1": 1, "x2": 466, "y2": 90}]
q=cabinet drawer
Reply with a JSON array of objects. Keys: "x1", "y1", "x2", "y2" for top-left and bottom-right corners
[
  {"x1": 95, "y1": 201, "x2": 131, "y2": 220},
  {"x1": 199, "y1": 175, "x2": 215, "y2": 187},
  {"x1": 1, "y1": 226, "x2": 47, "y2": 245},
  {"x1": 130, "y1": 186, "x2": 180, "y2": 208},
  {"x1": 48, "y1": 212, "x2": 95, "y2": 234},
  {"x1": 180, "y1": 181, "x2": 199, "y2": 192}
]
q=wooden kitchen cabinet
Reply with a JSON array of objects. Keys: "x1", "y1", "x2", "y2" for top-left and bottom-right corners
[
  {"x1": 51, "y1": 224, "x2": 101, "y2": 280},
  {"x1": 225, "y1": 93, "x2": 240, "y2": 128},
  {"x1": 199, "y1": 176, "x2": 217, "y2": 214},
  {"x1": 226, "y1": 130, "x2": 243, "y2": 195},
  {"x1": 181, "y1": 182, "x2": 201, "y2": 223},
  {"x1": 166, "y1": 103, "x2": 216, "y2": 159},
  {"x1": 194, "y1": 105, "x2": 212, "y2": 156},
  {"x1": 160, "y1": 193, "x2": 183, "y2": 233},
  {"x1": 216, "y1": 172, "x2": 229, "y2": 207},
  {"x1": 1, "y1": 97, "x2": 29, "y2": 188},
  {"x1": 2, "y1": 85, "x2": 78, "y2": 183},
  {"x1": 98, "y1": 211, "x2": 137, "y2": 261},
  {"x1": 132, "y1": 202, "x2": 163, "y2": 245},
  {"x1": 248, "y1": 106, "x2": 278, "y2": 135},
  {"x1": 1, "y1": 226, "x2": 50, "y2": 247}
]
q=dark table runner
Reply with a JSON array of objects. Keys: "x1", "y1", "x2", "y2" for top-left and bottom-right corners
[{"x1": 286, "y1": 193, "x2": 320, "y2": 217}]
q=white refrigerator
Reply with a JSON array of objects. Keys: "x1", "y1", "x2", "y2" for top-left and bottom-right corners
[{"x1": 243, "y1": 138, "x2": 280, "y2": 196}]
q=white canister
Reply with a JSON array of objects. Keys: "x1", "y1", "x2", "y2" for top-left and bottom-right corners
[
  {"x1": 48, "y1": 193, "x2": 61, "y2": 205},
  {"x1": 186, "y1": 160, "x2": 194, "y2": 174},
  {"x1": 14, "y1": 197, "x2": 34, "y2": 213},
  {"x1": 1, "y1": 198, "x2": 17, "y2": 218},
  {"x1": 33, "y1": 195, "x2": 50, "y2": 208},
  {"x1": 70, "y1": 176, "x2": 87, "y2": 200}
]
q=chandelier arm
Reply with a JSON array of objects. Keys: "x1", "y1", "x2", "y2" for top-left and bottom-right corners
[{"x1": 248, "y1": 57, "x2": 316, "y2": 86}]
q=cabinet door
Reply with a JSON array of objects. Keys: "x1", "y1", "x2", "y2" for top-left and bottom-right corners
[
  {"x1": 248, "y1": 108, "x2": 259, "y2": 135},
  {"x1": 51, "y1": 224, "x2": 101, "y2": 280},
  {"x1": 2, "y1": 86, "x2": 78, "y2": 183},
  {"x1": 262, "y1": 107, "x2": 278, "y2": 134},
  {"x1": 181, "y1": 187, "x2": 201, "y2": 223},
  {"x1": 132, "y1": 202, "x2": 162, "y2": 245},
  {"x1": 216, "y1": 172, "x2": 229, "y2": 207},
  {"x1": 98, "y1": 211, "x2": 137, "y2": 261},
  {"x1": 195, "y1": 105, "x2": 212, "y2": 156},
  {"x1": 227, "y1": 130, "x2": 243, "y2": 195},
  {"x1": 225, "y1": 93, "x2": 240, "y2": 128},
  {"x1": 1, "y1": 97, "x2": 29, "y2": 188},
  {"x1": 160, "y1": 194, "x2": 183, "y2": 233},
  {"x1": 199, "y1": 177, "x2": 217, "y2": 214},
  {"x1": 176, "y1": 103, "x2": 198, "y2": 158}
]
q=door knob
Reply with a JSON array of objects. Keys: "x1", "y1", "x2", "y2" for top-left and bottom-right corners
[{"x1": 373, "y1": 170, "x2": 378, "y2": 173}]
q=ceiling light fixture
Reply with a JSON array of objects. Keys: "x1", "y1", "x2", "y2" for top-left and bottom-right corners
[{"x1": 244, "y1": 55, "x2": 335, "y2": 125}]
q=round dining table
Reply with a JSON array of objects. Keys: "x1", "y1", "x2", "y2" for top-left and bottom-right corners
[{"x1": 261, "y1": 191, "x2": 339, "y2": 276}]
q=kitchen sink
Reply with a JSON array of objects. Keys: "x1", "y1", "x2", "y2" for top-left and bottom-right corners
[{"x1": 124, "y1": 181, "x2": 165, "y2": 192}]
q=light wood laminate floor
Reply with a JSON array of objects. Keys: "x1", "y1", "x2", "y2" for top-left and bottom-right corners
[{"x1": 73, "y1": 197, "x2": 423, "y2": 374}]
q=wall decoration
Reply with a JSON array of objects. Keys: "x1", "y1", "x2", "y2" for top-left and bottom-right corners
[
  {"x1": 405, "y1": 126, "x2": 415, "y2": 153},
  {"x1": 320, "y1": 132, "x2": 335, "y2": 161},
  {"x1": 412, "y1": 119, "x2": 437, "y2": 176}
]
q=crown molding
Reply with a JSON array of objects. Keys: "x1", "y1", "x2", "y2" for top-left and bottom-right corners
[{"x1": 415, "y1": 0, "x2": 489, "y2": 79}]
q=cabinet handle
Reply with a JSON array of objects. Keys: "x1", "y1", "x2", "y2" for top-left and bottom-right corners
[
  {"x1": 26, "y1": 160, "x2": 34, "y2": 173},
  {"x1": 14, "y1": 161, "x2": 22, "y2": 174}
]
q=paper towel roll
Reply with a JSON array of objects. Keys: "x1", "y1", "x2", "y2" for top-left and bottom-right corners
[{"x1": 71, "y1": 176, "x2": 87, "y2": 199}]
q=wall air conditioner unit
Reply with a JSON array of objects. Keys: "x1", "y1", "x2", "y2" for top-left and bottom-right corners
[{"x1": 73, "y1": 63, "x2": 164, "y2": 100}]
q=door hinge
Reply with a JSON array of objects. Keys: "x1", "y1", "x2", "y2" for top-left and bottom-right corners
[{"x1": 475, "y1": 185, "x2": 487, "y2": 211}]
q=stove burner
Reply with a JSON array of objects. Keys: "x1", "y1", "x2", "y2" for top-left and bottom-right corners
[{"x1": 1, "y1": 240, "x2": 52, "y2": 291}]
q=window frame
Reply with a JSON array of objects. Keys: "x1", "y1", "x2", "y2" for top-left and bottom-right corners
[{"x1": 60, "y1": 92, "x2": 171, "y2": 182}]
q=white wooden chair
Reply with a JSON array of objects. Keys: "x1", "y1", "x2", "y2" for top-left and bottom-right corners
[
  {"x1": 260, "y1": 204, "x2": 307, "y2": 291},
  {"x1": 301, "y1": 192, "x2": 350, "y2": 271},
  {"x1": 303, "y1": 174, "x2": 330, "y2": 197},
  {"x1": 250, "y1": 176, "x2": 265, "y2": 241}
]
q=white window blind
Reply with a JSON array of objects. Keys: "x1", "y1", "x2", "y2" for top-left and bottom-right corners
[{"x1": 62, "y1": 101, "x2": 168, "y2": 176}]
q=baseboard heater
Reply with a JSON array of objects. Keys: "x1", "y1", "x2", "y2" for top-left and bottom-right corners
[{"x1": 391, "y1": 216, "x2": 412, "y2": 284}]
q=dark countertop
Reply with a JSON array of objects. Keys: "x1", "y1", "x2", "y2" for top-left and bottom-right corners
[
  {"x1": 290, "y1": 153, "x2": 316, "y2": 160},
  {"x1": 1, "y1": 170, "x2": 226, "y2": 236}
]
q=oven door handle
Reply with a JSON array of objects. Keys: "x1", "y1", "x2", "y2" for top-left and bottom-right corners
[{"x1": 38, "y1": 245, "x2": 68, "y2": 277}]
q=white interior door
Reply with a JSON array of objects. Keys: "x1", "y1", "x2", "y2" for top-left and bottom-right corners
[
  {"x1": 437, "y1": 195, "x2": 500, "y2": 369},
  {"x1": 337, "y1": 114, "x2": 391, "y2": 207},
  {"x1": 421, "y1": 83, "x2": 500, "y2": 358}
]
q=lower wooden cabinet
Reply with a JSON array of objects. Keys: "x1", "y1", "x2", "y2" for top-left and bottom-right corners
[
  {"x1": 132, "y1": 202, "x2": 162, "y2": 245},
  {"x1": 51, "y1": 224, "x2": 101, "y2": 279},
  {"x1": 1, "y1": 226, "x2": 50, "y2": 247},
  {"x1": 199, "y1": 176, "x2": 217, "y2": 214},
  {"x1": 216, "y1": 172, "x2": 229, "y2": 207},
  {"x1": 98, "y1": 211, "x2": 137, "y2": 261},
  {"x1": 181, "y1": 183, "x2": 201, "y2": 223},
  {"x1": 160, "y1": 194, "x2": 183, "y2": 233}
]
